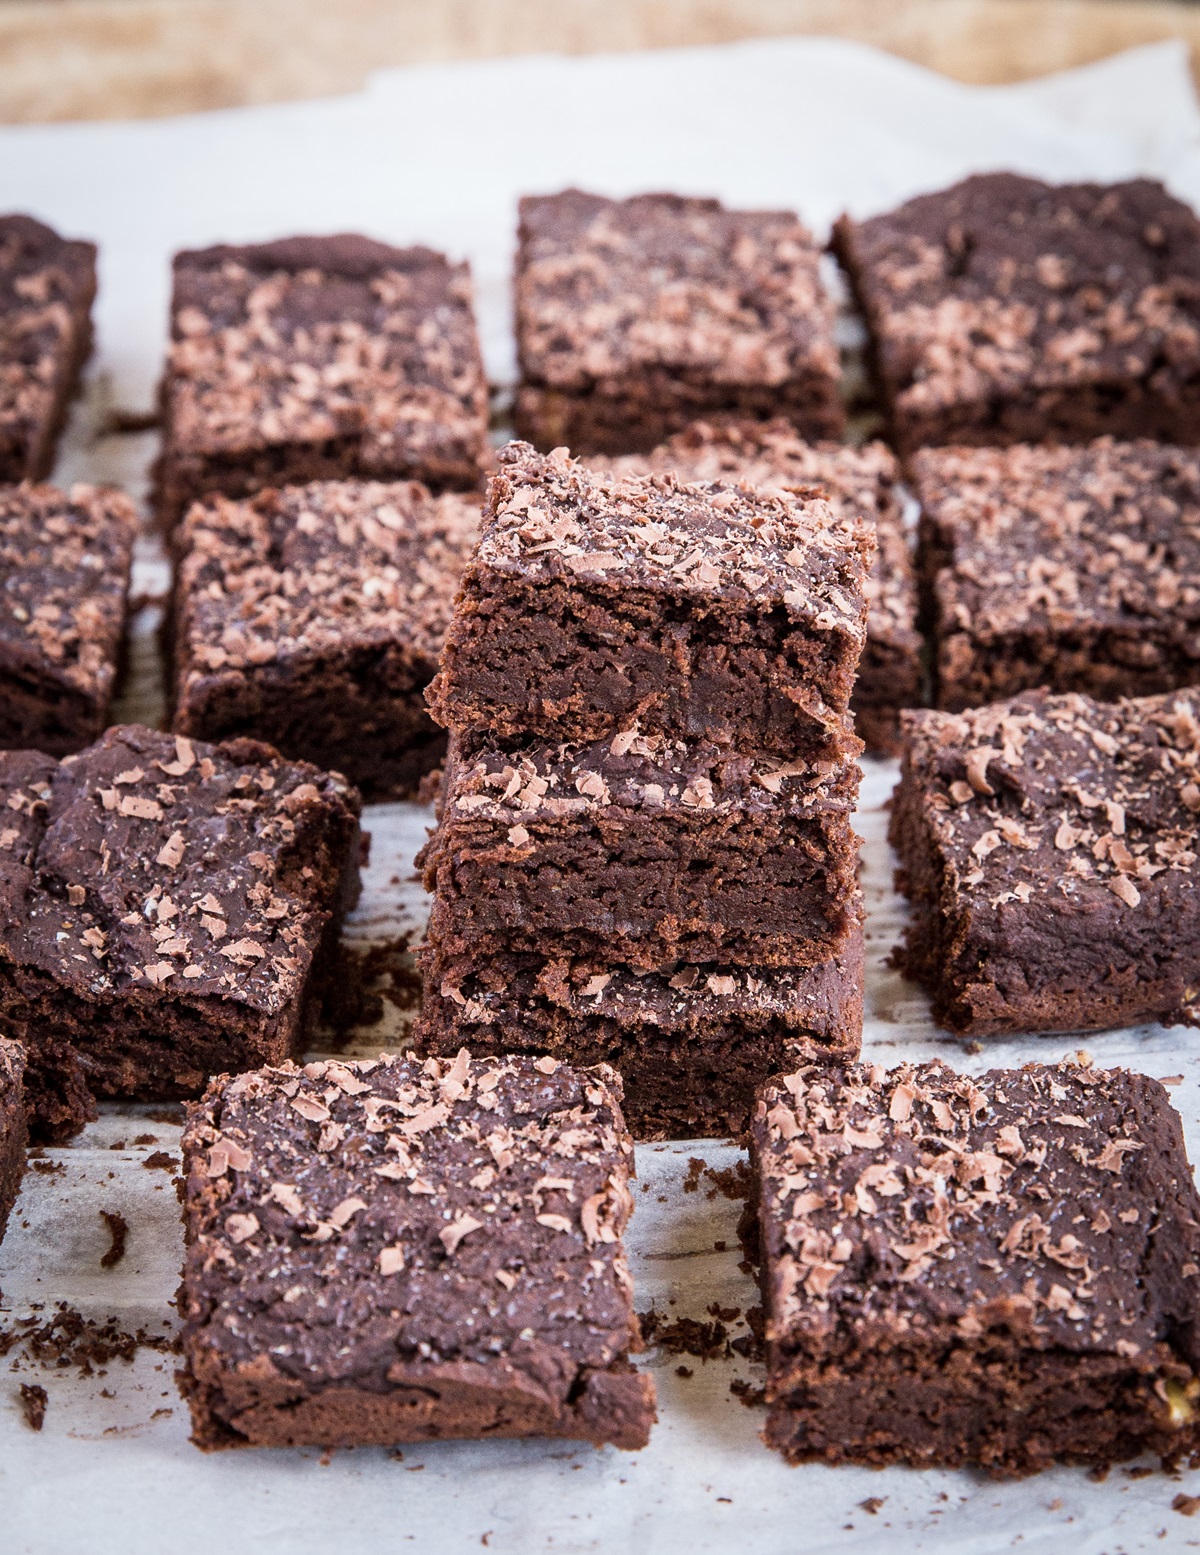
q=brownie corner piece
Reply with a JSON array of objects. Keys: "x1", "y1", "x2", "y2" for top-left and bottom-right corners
[
  {"x1": 0, "y1": 482, "x2": 137, "y2": 755},
  {"x1": 834, "y1": 173, "x2": 1200, "y2": 453},
  {"x1": 427, "y1": 441, "x2": 871, "y2": 760},
  {"x1": 0, "y1": 725, "x2": 363, "y2": 1100},
  {"x1": 514, "y1": 190, "x2": 844, "y2": 454},
  {"x1": 913, "y1": 439, "x2": 1200, "y2": 712},
  {"x1": 172, "y1": 479, "x2": 481, "y2": 798},
  {"x1": 157, "y1": 235, "x2": 489, "y2": 525},
  {"x1": 751, "y1": 1057, "x2": 1200, "y2": 1476},
  {"x1": 0, "y1": 1034, "x2": 27, "y2": 1245},
  {"x1": 178, "y1": 1050, "x2": 655, "y2": 1450},
  {"x1": 890, "y1": 689, "x2": 1200, "y2": 1036},
  {"x1": 1, "y1": 214, "x2": 98, "y2": 482}
]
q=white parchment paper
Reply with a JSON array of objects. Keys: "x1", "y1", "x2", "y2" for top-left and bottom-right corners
[{"x1": 2, "y1": 36, "x2": 1200, "y2": 1555}]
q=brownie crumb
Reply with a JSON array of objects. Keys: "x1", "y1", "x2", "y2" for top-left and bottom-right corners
[
  {"x1": 320, "y1": 933, "x2": 419, "y2": 1040},
  {"x1": 1174, "y1": 1493, "x2": 1200, "y2": 1516},
  {"x1": 675, "y1": 1365, "x2": 694, "y2": 1379},
  {"x1": 637, "y1": 1310, "x2": 730, "y2": 1361},
  {"x1": 0, "y1": 1304, "x2": 175, "y2": 1374},
  {"x1": 99, "y1": 1211, "x2": 128, "y2": 1269},
  {"x1": 30, "y1": 1159, "x2": 65, "y2": 1176},
  {"x1": 18, "y1": 1383, "x2": 47, "y2": 1431},
  {"x1": 132, "y1": 1134, "x2": 158, "y2": 1146},
  {"x1": 730, "y1": 1379, "x2": 767, "y2": 1409},
  {"x1": 859, "y1": 1498, "x2": 886, "y2": 1516},
  {"x1": 141, "y1": 1152, "x2": 179, "y2": 1173},
  {"x1": 682, "y1": 1157, "x2": 706, "y2": 1194},
  {"x1": 703, "y1": 1160, "x2": 753, "y2": 1202}
]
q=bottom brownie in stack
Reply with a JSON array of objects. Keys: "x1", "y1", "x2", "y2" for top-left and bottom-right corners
[{"x1": 414, "y1": 731, "x2": 864, "y2": 1138}]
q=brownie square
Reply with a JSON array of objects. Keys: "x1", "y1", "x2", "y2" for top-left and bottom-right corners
[
  {"x1": 0, "y1": 1035, "x2": 27, "y2": 1247},
  {"x1": 171, "y1": 480, "x2": 481, "y2": 799},
  {"x1": 891, "y1": 689, "x2": 1200, "y2": 1036},
  {"x1": 915, "y1": 440, "x2": 1200, "y2": 712},
  {"x1": 423, "y1": 731, "x2": 861, "y2": 972},
  {"x1": 833, "y1": 174, "x2": 1200, "y2": 455},
  {"x1": 514, "y1": 190, "x2": 844, "y2": 455},
  {"x1": 157, "y1": 236, "x2": 489, "y2": 527},
  {"x1": 416, "y1": 928, "x2": 863, "y2": 1141},
  {"x1": 0, "y1": 727, "x2": 362, "y2": 1100},
  {"x1": 179, "y1": 1051, "x2": 656, "y2": 1450},
  {"x1": 0, "y1": 482, "x2": 136, "y2": 755},
  {"x1": 752, "y1": 1058, "x2": 1200, "y2": 1476},
  {"x1": 598, "y1": 419, "x2": 922, "y2": 754},
  {"x1": 427, "y1": 442, "x2": 872, "y2": 764},
  {"x1": 0, "y1": 215, "x2": 97, "y2": 482}
]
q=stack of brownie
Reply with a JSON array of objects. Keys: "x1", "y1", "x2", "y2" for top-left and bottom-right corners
[{"x1": 415, "y1": 439, "x2": 873, "y2": 1138}]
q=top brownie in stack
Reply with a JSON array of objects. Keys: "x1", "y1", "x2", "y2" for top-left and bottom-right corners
[
  {"x1": 515, "y1": 190, "x2": 844, "y2": 455},
  {"x1": 157, "y1": 236, "x2": 489, "y2": 527},
  {"x1": 427, "y1": 441, "x2": 872, "y2": 767},
  {"x1": 596, "y1": 419, "x2": 921, "y2": 754},
  {"x1": 833, "y1": 174, "x2": 1200, "y2": 454},
  {"x1": 914, "y1": 439, "x2": 1200, "y2": 711},
  {"x1": 171, "y1": 479, "x2": 481, "y2": 798},
  {"x1": 1, "y1": 214, "x2": 98, "y2": 482}
]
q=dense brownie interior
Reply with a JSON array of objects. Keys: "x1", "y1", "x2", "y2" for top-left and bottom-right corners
[
  {"x1": 179, "y1": 1051, "x2": 656, "y2": 1450},
  {"x1": 0, "y1": 1034, "x2": 26, "y2": 1245}
]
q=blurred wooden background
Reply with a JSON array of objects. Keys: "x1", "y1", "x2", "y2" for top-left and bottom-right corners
[{"x1": 1, "y1": 0, "x2": 1198, "y2": 122}]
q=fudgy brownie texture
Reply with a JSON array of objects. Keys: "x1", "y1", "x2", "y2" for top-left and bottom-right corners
[
  {"x1": 415, "y1": 928, "x2": 864, "y2": 1141},
  {"x1": 0, "y1": 482, "x2": 136, "y2": 755},
  {"x1": 0, "y1": 727, "x2": 362, "y2": 1101},
  {"x1": 156, "y1": 236, "x2": 489, "y2": 527},
  {"x1": 597, "y1": 419, "x2": 922, "y2": 754},
  {"x1": 751, "y1": 1058, "x2": 1200, "y2": 1477},
  {"x1": 914, "y1": 439, "x2": 1200, "y2": 711},
  {"x1": 833, "y1": 174, "x2": 1200, "y2": 455},
  {"x1": 171, "y1": 480, "x2": 481, "y2": 799},
  {"x1": 0, "y1": 215, "x2": 97, "y2": 482},
  {"x1": 514, "y1": 191, "x2": 844, "y2": 455},
  {"x1": 178, "y1": 1050, "x2": 656, "y2": 1450},
  {"x1": 0, "y1": 1035, "x2": 27, "y2": 1246},
  {"x1": 422, "y1": 731, "x2": 861, "y2": 972},
  {"x1": 891, "y1": 690, "x2": 1200, "y2": 1036},
  {"x1": 19, "y1": 1032, "x2": 96, "y2": 1145},
  {"x1": 426, "y1": 443, "x2": 871, "y2": 764}
]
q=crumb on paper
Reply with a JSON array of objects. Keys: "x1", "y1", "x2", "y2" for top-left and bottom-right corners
[{"x1": 99, "y1": 1211, "x2": 129, "y2": 1269}]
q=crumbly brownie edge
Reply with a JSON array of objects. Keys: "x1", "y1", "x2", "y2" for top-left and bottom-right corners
[{"x1": 0, "y1": 1036, "x2": 27, "y2": 1244}]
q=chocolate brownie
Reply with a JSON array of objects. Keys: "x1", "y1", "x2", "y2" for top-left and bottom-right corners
[
  {"x1": 514, "y1": 191, "x2": 844, "y2": 456},
  {"x1": 915, "y1": 440, "x2": 1200, "y2": 711},
  {"x1": 0, "y1": 1035, "x2": 27, "y2": 1246},
  {"x1": 833, "y1": 174, "x2": 1200, "y2": 455},
  {"x1": 0, "y1": 215, "x2": 97, "y2": 482},
  {"x1": 597, "y1": 419, "x2": 922, "y2": 754},
  {"x1": 156, "y1": 236, "x2": 489, "y2": 527},
  {"x1": 178, "y1": 1050, "x2": 656, "y2": 1450},
  {"x1": 891, "y1": 690, "x2": 1200, "y2": 1036},
  {"x1": 0, "y1": 482, "x2": 136, "y2": 756},
  {"x1": 416, "y1": 928, "x2": 863, "y2": 1141},
  {"x1": 171, "y1": 480, "x2": 481, "y2": 799},
  {"x1": 422, "y1": 731, "x2": 861, "y2": 972},
  {"x1": 426, "y1": 442, "x2": 872, "y2": 764},
  {"x1": 0, "y1": 727, "x2": 362, "y2": 1100},
  {"x1": 752, "y1": 1058, "x2": 1200, "y2": 1476}
]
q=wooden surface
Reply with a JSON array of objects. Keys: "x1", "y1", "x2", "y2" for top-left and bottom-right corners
[{"x1": 0, "y1": 0, "x2": 1198, "y2": 123}]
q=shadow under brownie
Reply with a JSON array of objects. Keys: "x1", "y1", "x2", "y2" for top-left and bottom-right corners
[
  {"x1": 156, "y1": 235, "x2": 490, "y2": 528},
  {"x1": 170, "y1": 479, "x2": 481, "y2": 799},
  {"x1": 427, "y1": 442, "x2": 871, "y2": 766},
  {"x1": 178, "y1": 1051, "x2": 656, "y2": 1450},
  {"x1": 514, "y1": 189, "x2": 844, "y2": 456},
  {"x1": 0, "y1": 481, "x2": 137, "y2": 756},
  {"x1": 0, "y1": 725, "x2": 362, "y2": 1101},
  {"x1": 751, "y1": 1058, "x2": 1200, "y2": 1477},
  {"x1": 891, "y1": 689, "x2": 1200, "y2": 1036},
  {"x1": 595, "y1": 418, "x2": 922, "y2": 755},
  {"x1": 833, "y1": 173, "x2": 1200, "y2": 455},
  {"x1": 415, "y1": 928, "x2": 864, "y2": 1141},
  {"x1": 914, "y1": 439, "x2": 1200, "y2": 711},
  {"x1": 0, "y1": 214, "x2": 97, "y2": 482}
]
